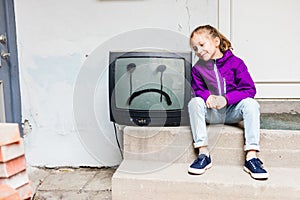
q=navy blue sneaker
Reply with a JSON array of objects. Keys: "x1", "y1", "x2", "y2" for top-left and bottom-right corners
[
  {"x1": 188, "y1": 154, "x2": 212, "y2": 175},
  {"x1": 244, "y1": 158, "x2": 269, "y2": 180}
]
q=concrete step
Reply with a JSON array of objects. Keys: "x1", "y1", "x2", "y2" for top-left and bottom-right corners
[
  {"x1": 112, "y1": 159, "x2": 300, "y2": 200},
  {"x1": 123, "y1": 126, "x2": 300, "y2": 167}
]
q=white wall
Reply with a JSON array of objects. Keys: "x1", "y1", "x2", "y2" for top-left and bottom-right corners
[{"x1": 14, "y1": 0, "x2": 218, "y2": 167}]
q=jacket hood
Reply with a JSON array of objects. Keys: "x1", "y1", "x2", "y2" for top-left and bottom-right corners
[{"x1": 216, "y1": 50, "x2": 233, "y2": 66}]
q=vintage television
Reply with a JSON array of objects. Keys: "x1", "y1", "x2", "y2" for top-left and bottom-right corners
[{"x1": 109, "y1": 51, "x2": 192, "y2": 126}]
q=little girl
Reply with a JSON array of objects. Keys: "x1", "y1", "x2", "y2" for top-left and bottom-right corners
[{"x1": 188, "y1": 24, "x2": 268, "y2": 180}]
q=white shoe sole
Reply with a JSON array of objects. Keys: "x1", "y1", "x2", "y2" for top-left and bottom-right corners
[
  {"x1": 188, "y1": 163, "x2": 212, "y2": 175},
  {"x1": 243, "y1": 166, "x2": 269, "y2": 180}
]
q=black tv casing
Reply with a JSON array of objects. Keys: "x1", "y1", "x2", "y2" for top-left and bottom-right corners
[{"x1": 108, "y1": 51, "x2": 192, "y2": 126}]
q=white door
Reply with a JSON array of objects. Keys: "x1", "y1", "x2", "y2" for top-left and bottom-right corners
[{"x1": 219, "y1": 0, "x2": 300, "y2": 98}]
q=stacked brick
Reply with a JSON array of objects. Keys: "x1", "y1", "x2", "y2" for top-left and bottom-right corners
[{"x1": 0, "y1": 123, "x2": 33, "y2": 200}]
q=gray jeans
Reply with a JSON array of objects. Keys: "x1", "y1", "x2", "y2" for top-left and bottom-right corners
[{"x1": 188, "y1": 97, "x2": 260, "y2": 151}]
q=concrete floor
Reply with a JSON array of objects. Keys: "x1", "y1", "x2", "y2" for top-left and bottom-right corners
[{"x1": 27, "y1": 166, "x2": 116, "y2": 200}]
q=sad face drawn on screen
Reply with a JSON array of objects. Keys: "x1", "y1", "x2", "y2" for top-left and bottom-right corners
[{"x1": 127, "y1": 63, "x2": 173, "y2": 126}]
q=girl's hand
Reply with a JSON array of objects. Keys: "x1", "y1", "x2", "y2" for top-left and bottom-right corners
[
  {"x1": 206, "y1": 95, "x2": 216, "y2": 108},
  {"x1": 206, "y1": 95, "x2": 227, "y2": 109},
  {"x1": 214, "y1": 96, "x2": 227, "y2": 109}
]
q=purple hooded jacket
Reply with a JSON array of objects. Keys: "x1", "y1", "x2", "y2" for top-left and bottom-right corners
[{"x1": 191, "y1": 50, "x2": 256, "y2": 105}]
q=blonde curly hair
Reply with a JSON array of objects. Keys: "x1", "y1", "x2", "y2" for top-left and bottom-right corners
[{"x1": 190, "y1": 24, "x2": 233, "y2": 53}]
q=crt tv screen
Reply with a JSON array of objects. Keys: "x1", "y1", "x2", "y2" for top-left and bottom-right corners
[{"x1": 109, "y1": 51, "x2": 192, "y2": 126}]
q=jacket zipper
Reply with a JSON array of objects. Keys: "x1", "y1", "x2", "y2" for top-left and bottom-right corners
[
  {"x1": 213, "y1": 60, "x2": 222, "y2": 95},
  {"x1": 223, "y1": 78, "x2": 226, "y2": 95}
]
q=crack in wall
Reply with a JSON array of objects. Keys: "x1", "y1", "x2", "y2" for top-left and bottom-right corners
[{"x1": 185, "y1": 0, "x2": 191, "y2": 34}]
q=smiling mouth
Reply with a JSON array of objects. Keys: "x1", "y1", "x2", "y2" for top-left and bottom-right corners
[{"x1": 200, "y1": 52, "x2": 207, "y2": 57}]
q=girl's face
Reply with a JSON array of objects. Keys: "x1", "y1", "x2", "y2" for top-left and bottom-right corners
[{"x1": 190, "y1": 30, "x2": 223, "y2": 61}]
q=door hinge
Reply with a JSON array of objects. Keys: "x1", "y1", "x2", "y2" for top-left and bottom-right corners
[
  {"x1": 0, "y1": 34, "x2": 7, "y2": 44},
  {"x1": 0, "y1": 51, "x2": 10, "y2": 68},
  {"x1": 1, "y1": 51, "x2": 10, "y2": 60}
]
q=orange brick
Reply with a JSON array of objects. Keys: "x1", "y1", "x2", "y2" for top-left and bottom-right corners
[
  {"x1": 0, "y1": 124, "x2": 20, "y2": 146},
  {"x1": 0, "y1": 156, "x2": 26, "y2": 178},
  {"x1": 0, "y1": 184, "x2": 21, "y2": 200},
  {"x1": 0, "y1": 140, "x2": 25, "y2": 162},
  {"x1": 16, "y1": 182, "x2": 33, "y2": 200},
  {"x1": 0, "y1": 170, "x2": 29, "y2": 189}
]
